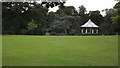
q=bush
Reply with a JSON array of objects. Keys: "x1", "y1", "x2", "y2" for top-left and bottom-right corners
[{"x1": 45, "y1": 32, "x2": 50, "y2": 36}]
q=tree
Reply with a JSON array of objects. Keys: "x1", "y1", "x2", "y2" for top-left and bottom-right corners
[
  {"x1": 27, "y1": 20, "x2": 38, "y2": 31},
  {"x1": 48, "y1": 13, "x2": 82, "y2": 35},
  {"x1": 88, "y1": 10, "x2": 104, "y2": 34},
  {"x1": 41, "y1": 0, "x2": 66, "y2": 8},
  {"x1": 78, "y1": 5, "x2": 89, "y2": 26},
  {"x1": 111, "y1": 2, "x2": 120, "y2": 34},
  {"x1": 27, "y1": 20, "x2": 38, "y2": 34},
  {"x1": 89, "y1": 10, "x2": 104, "y2": 25},
  {"x1": 56, "y1": 6, "x2": 78, "y2": 16},
  {"x1": 78, "y1": 5, "x2": 86, "y2": 15},
  {"x1": 0, "y1": 3, "x2": 1, "y2": 35},
  {"x1": 2, "y1": 2, "x2": 48, "y2": 35},
  {"x1": 49, "y1": 16, "x2": 72, "y2": 35},
  {"x1": 48, "y1": 6, "x2": 82, "y2": 35},
  {"x1": 100, "y1": 8, "x2": 115, "y2": 35},
  {"x1": 30, "y1": 3, "x2": 48, "y2": 35}
]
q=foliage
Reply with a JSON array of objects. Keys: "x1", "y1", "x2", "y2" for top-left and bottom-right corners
[
  {"x1": 112, "y1": 2, "x2": 120, "y2": 34},
  {"x1": 2, "y1": 2, "x2": 48, "y2": 35},
  {"x1": 78, "y1": 5, "x2": 87, "y2": 15},
  {"x1": 2, "y1": 2, "x2": 118, "y2": 35},
  {"x1": 100, "y1": 9, "x2": 115, "y2": 35},
  {"x1": 89, "y1": 10, "x2": 104, "y2": 25},
  {"x1": 78, "y1": 5, "x2": 89, "y2": 27},
  {"x1": 56, "y1": 6, "x2": 78, "y2": 16},
  {"x1": 45, "y1": 32, "x2": 50, "y2": 36},
  {"x1": 47, "y1": 6, "x2": 82, "y2": 35},
  {"x1": 41, "y1": 1, "x2": 66, "y2": 8},
  {"x1": 27, "y1": 20, "x2": 38, "y2": 31},
  {"x1": 49, "y1": 16, "x2": 72, "y2": 35}
]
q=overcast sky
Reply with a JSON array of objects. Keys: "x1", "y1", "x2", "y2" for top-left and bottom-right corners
[{"x1": 49, "y1": 0, "x2": 117, "y2": 15}]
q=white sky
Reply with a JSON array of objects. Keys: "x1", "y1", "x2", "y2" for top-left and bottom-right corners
[{"x1": 49, "y1": 0, "x2": 117, "y2": 15}]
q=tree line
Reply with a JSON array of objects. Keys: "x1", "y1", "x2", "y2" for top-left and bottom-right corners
[{"x1": 2, "y1": 2, "x2": 120, "y2": 35}]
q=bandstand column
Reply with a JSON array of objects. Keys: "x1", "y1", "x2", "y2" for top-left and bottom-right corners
[
  {"x1": 90, "y1": 28, "x2": 92, "y2": 34},
  {"x1": 92, "y1": 29, "x2": 94, "y2": 34},
  {"x1": 96, "y1": 29, "x2": 98, "y2": 33},
  {"x1": 81, "y1": 29, "x2": 83, "y2": 34},
  {"x1": 85, "y1": 28, "x2": 88, "y2": 34}
]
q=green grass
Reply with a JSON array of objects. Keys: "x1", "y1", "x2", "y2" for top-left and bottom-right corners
[
  {"x1": 0, "y1": 35, "x2": 2, "y2": 67},
  {"x1": 2, "y1": 35, "x2": 118, "y2": 66}
]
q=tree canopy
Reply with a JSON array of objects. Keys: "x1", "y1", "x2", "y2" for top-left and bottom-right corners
[
  {"x1": 112, "y1": 2, "x2": 120, "y2": 34},
  {"x1": 2, "y1": 1, "x2": 118, "y2": 35}
]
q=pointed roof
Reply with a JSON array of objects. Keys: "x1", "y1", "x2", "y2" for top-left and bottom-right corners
[{"x1": 81, "y1": 19, "x2": 99, "y2": 28}]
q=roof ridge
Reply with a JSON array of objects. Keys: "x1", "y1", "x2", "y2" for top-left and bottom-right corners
[{"x1": 81, "y1": 19, "x2": 99, "y2": 28}]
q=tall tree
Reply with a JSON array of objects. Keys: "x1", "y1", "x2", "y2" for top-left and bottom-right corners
[
  {"x1": 2, "y1": 2, "x2": 48, "y2": 35},
  {"x1": 56, "y1": 6, "x2": 78, "y2": 16},
  {"x1": 112, "y1": 2, "x2": 120, "y2": 34},
  {"x1": 89, "y1": 10, "x2": 104, "y2": 25},
  {"x1": 78, "y1": 5, "x2": 86, "y2": 15},
  {"x1": 78, "y1": 5, "x2": 89, "y2": 25},
  {"x1": 48, "y1": 6, "x2": 82, "y2": 35},
  {"x1": 101, "y1": 9, "x2": 115, "y2": 35},
  {"x1": 89, "y1": 10, "x2": 104, "y2": 34},
  {"x1": 41, "y1": 0, "x2": 66, "y2": 8}
]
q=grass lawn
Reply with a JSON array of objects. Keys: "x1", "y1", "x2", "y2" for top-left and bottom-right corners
[
  {"x1": 2, "y1": 35, "x2": 118, "y2": 66},
  {"x1": 0, "y1": 35, "x2": 2, "y2": 67}
]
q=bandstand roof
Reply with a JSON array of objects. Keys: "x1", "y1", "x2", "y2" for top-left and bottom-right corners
[{"x1": 81, "y1": 19, "x2": 99, "y2": 28}]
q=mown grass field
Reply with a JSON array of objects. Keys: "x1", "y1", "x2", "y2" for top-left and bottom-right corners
[
  {"x1": 0, "y1": 35, "x2": 2, "y2": 67},
  {"x1": 2, "y1": 35, "x2": 118, "y2": 66}
]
